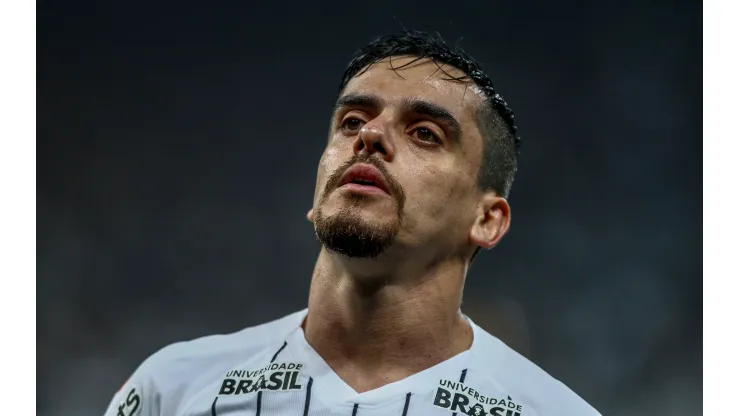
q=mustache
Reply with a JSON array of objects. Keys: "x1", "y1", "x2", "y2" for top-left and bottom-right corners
[{"x1": 322, "y1": 154, "x2": 403, "y2": 200}]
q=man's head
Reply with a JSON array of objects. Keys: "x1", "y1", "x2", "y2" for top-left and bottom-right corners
[{"x1": 310, "y1": 31, "x2": 520, "y2": 263}]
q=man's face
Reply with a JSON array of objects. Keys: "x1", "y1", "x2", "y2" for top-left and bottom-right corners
[{"x1": 312, "y1": 56, "x2": 488, "y2": 259}]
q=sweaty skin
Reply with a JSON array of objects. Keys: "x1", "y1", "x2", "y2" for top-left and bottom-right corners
[{"x1": 304, "y1": 56, "x2": 511, "y2": 393}]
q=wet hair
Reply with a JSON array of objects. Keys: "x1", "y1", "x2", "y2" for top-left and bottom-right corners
[{"x1": 338, "y1": 30, "x2": 521, "y2": 199}]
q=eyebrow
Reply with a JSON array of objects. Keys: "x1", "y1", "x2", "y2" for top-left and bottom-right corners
[
  {"x1": 333, "y1": 93, "x2": 382, "y2": 114},
  {"x1": 400, "y1": 97, "x2": 462, "y2": 141},
  {"x1": 333, "y1": 93, "x2": 463, "y2": 141}
]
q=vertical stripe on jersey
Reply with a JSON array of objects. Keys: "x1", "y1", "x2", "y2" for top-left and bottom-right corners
[
  {"x1": 451, "y1": 369, "x2": 468, "y2": 416},
  {"x1": 271, "y1": 341, "x2": 288, "y2": 362},
  {"x1": 211, "y1": 397, "x2": 218, "y2": 416},
  {"x1": 351, "y1": 403, "x2": 359, "y2": 415},
  {"x1": 256, "y1": 341, "x2": 289, "y2": 416},
  {"x1": 401, "y1": 392, "x2": 411, "y2": 416},
  {"x1": 255, "y1": 392, "x2": 263, "y2": 416},
  {"x1": 302, "y1": 377, "x2": 313, "y2": 416}
]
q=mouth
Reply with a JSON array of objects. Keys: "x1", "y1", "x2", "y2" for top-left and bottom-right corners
[{"x1": 338, "y1": 163, "x2": 392, "y2": 196}]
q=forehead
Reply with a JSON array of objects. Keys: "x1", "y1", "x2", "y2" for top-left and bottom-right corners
[{"x1": 341, "y1": 56, "x2": 487, "y2": 121}]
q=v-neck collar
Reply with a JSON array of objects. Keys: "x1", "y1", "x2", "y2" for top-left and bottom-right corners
[{"x1": 284, "y1": 309, "x2": 481, "y2": 407}]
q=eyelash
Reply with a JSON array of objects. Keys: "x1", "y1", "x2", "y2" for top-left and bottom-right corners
[
  {"x1": 411, "y1": 126, "x2": 442, "y2": 145},
  {"x1": 339, "y1": 116, "x2": 443, "y2": 146},
  {"x1": 340, "y1": 117, "x2": 365, "y2": 133}
]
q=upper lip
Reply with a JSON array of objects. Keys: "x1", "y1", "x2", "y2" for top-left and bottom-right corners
[{"x1": 339, "y1": 163, "x2": 391, "y2": 195}]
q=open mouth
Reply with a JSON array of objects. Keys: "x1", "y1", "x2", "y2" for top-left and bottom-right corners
[
  {"x1": 338, "y1": 163, "x2": 391, "y2": 195},
  {"x1": 350, "y1": 178, "x2": 376, "y2": 186}
]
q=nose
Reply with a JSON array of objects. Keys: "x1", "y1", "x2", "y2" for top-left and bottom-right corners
[{"x1": 353, "y1": 122, "x2": 395, "y2": 161}]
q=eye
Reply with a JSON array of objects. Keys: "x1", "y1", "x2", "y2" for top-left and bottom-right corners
[
  {"x1": 340, "y1": 117, "x2": 365, "y2": 134},
  {"x1": 412, "y1": 127, "x2": 442, "y2": 145}
]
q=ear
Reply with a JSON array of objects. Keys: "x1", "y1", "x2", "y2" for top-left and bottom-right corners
[
  {"x1": 307, "y1": 208, "x2": 315, "y2": 222},
  {"x1": 469, "y1": 193, "x2": 511, "y2": 251}
]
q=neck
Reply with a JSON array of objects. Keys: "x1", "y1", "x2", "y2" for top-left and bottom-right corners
[{"x1": 303, "y1": 248, "x2": 473, "y2": 393}]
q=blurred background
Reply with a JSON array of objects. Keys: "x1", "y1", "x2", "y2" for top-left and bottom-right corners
[{"x1": 37, "y1": 1, "x2": 702, "y2": 415}]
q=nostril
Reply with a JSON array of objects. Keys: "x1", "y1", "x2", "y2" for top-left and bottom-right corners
[{"x1": 373, "y1": 142, "x2": 386, "y2": 154}]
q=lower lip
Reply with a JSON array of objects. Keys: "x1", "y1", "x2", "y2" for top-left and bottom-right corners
[{"x1": 339, "y1": 183, "x2": 390, "y2": 196}]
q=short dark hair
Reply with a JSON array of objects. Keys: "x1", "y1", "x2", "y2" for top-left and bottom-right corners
[{"x1": 338, "y1": 30, "x2": 521, "y2": 199}]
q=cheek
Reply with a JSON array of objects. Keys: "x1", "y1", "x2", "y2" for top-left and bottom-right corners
[
  {"x1": 321, "y1": 144, "x2": 343, "y2": 170},
  {"x1": 406, "y1": 165, "x2": 475, "y2": 223},
  {"x1": 314, "y1": 144, "x2": 345, "y2": 201}
]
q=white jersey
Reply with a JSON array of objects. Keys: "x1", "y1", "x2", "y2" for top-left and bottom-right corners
[{"x1": 104, "y1": 310, "x2": 600, "y2": 416}]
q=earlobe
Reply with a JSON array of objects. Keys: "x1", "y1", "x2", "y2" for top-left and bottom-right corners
[{"x1": 469, "y1": 196, "x2": 511, "y2": 250}]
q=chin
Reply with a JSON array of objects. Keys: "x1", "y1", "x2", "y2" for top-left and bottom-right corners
[{"x1": 313, "y1": 207, "x2": 400, "y2": 259}]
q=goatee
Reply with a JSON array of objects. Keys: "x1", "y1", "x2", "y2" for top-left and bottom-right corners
[
  {"x1": 313, "y1": 155, "x2": 405, "y2": 258},
  {"x1": 314, "y1": 196, "x2": 400, "y2": 258}
]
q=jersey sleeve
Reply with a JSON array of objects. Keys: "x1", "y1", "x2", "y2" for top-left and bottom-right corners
[{"x1": 102, "y1": 356, "x2": 162, "y2": 416}]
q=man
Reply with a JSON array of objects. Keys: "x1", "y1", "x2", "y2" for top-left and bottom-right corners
[{"x1": 104, "y1": 31, "x2": 600, "y2": 416}]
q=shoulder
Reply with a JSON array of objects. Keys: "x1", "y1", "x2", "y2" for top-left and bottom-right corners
[
  {"x1": 147, "y1": 309, "x2": 305, "y2": 388},
  {"x1": 142, "y1": 311, "x2": 305, "y2": 373},
  {"x1": 103, "y1": 310, "x2": 306, "y2": 415},
  {"x1": 470, "y1": 322, "x2": 601, "y2": 416},
  {"x1": 148, "y1": 309, "x2": 305, "y2": 372}
]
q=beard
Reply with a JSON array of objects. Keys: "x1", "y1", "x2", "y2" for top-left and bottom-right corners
[
  {"x1": 313, "y1": 155, "x2": 405, "y2": 259},
  {"x1": 314, "y1": 197, "x2": 400, "y2": 258}
]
